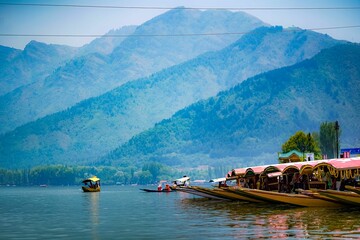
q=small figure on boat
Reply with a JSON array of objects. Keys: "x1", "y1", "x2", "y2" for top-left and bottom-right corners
[{"x1": 164, "y1": 184, "x2": 171, "y2": 192}]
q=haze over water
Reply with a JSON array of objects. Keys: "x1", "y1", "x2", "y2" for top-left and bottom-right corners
[{"x1": 1, "y1": 186, "x2": 360, "y2": 239}]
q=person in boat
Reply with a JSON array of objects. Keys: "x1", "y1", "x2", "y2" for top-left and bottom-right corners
[
  {"x1": 301, "y1": 174, "x2": 309, "y2": 190},
  {"x1": 157, "y1": 183, "x2": 162, "y2": 191},
  {"x1": 290, "y1": 173, "x2": 301, "y2": 193},
  {"x1": 320, "y1": 168, "x2": 331, "y2": 189},
  {"x1": 256, "y1": 179, "x2": 261, "y2": 190},
  {"x1": 239, "y1": 178, "x2": 246, "y2": 188},
  {"x1": 164, "y1": 184, "x2": 171, "y2": 192}
]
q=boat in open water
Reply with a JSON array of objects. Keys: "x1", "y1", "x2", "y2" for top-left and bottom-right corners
[{"x1": 82, "y1": 176, "x2": 101, "y2": 192}]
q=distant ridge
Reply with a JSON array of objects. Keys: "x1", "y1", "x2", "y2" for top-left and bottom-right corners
[
  {"x1": 0, "y1": 8, "x2": 266, "y2": 134},
  {"x1": 104, "y1": 44, "x2": 360, "y2": 168}
]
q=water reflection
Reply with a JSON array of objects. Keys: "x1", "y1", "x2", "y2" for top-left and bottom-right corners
[
  {"x1": 83, "y1": 192, "x2": 100, "y2": 240},
  {"x1": 180, "y1": 198, "x2": 360, "y2": 239}
]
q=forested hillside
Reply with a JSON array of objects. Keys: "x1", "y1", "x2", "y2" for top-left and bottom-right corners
[{"x1": 104, "y1": 44, "x2": 360, "y2": 168}]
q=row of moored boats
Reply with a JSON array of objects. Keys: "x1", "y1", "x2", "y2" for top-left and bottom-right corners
[{"x1": 176, "y1": 157, "x2": 360, "y2": 207}]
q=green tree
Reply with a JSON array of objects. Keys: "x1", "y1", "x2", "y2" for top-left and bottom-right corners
[
  {"x1": 282, "y1": 131, "x2": 321, "y2": 159},
  {"x1": 142, "y1": 162, "x2": 163, "y2": 183},
  {"x1": 320, "y1": 121, "x2": 341, "y2": 159}
]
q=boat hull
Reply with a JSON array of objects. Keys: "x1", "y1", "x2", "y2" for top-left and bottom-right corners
[
  {"x1": 215, "y1": 187, "x2": 264, "y2": 203},
  {"x1": 140, "y1": 188, "x2": 173, "y2": 192},
  {"x1": 234, "y1": 188, "x2": 341, "y2": 207},
  {"x1": 345, "y1": 186, "x2": 360, "y2": 195},
  {"x1": 177, "y1": 186, "x2": 228, "y2": 200},
  {"x1": 317, "y1": 189, "x2": 360, "y2": 206},
  {"x1": 82, "y1": 186, "x2": 100, "y2": 192}
]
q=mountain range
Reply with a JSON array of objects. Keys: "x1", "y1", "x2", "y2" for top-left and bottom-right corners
[
  {"x1": 0, "y1": 25, "x2": 342, "y2": 168},
  {"x1": 0, "y1": 8, "x2": 358, "y2": 170},
  {"x1": 104, "y1": 44, "x2": 360, "y2": 168},
  {"x1": 0, "y1": 8, "x2": 265, "y2": 134}
]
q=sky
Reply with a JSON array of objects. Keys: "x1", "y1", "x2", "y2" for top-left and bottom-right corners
[{"x1": 0, "y1": 0, "x2": 359, "y2": 49}]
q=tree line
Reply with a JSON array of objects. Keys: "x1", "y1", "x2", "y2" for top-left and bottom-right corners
[
  {"x1": 281, "y1": 121, "x2": 341, "y2": 161},
  {"x1": 0, "y1": 163, "x2": 229, "y2": 186}
]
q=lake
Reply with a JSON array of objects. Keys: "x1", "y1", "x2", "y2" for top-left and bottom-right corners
[{"x1": 1, "y1": 185, "x2": 360, "y2": 239}]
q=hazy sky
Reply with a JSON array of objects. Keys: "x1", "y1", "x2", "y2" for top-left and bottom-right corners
[{"x1": 0, "y1": 0, "x2": 359, "y2": 49}]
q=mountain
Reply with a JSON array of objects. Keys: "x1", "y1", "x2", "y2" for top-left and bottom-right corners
[
  {"x1": 0, "y1": 8, "x2": 266, "y2": 134},
  {"x1": 0, "y1": 26, "x2": 342, "y2": 169},
  {"x1": 0, "y1": 45, "x2": 21, "y2": 64},
  {"x1": 103, "y1": 44, "x2": 360, "y2": 168},
  {"x1": 78, "y1": 25, "x2": 137, "y2": 55},
  {"x1": 0, "y1": 41, "x2": 78, "y2": 96}
]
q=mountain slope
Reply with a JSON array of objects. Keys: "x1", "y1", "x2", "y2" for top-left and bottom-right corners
[
  {"x1": 0, "y1": 8, "x2": 265, "y2": 134},
  {"x1": 104, "y1": 44, "x2": 360, "y2": 168},
  {"x1": 78, "y1": 25, "x2": 137, "y2": 55},
  {"x1": 0, "y1": 27, "x2": 342, "y2": 168},
  {"x1": 0, "y1": 41, "x2": 78, "y2": 96}
]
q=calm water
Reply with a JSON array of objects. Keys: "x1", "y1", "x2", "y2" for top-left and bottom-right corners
[{"x1": 1, "y1": 185, "x2": 360, "y2": 239}]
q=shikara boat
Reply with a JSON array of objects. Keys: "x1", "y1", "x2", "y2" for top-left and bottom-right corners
[
  {"x1": 140, "y1": 188, "x2": 174, "y2": 192},
  {"x1": 224, "y1": 157, "x2": 360, "y2": 207},
  {"x1": 345, "y1": 185, "x2": 360, "y2": 195},
  {"x1": 172, "y1": 176, "x2": 190, "y2": 187},
  {"x1": 208, "y1": 177, "x2": 264, "y2": 202},
  {"x1": 176, "y1": 186, "x2": 229, "y2": 200},
  {"x1": 82, "y1": 176, "x2": 101, "y2": 192},
  {"x1": 140, "y1": 184, "x2": 173, "y2": 192},
  {"x1": 234, "y1": 188, "x2": 341, "y2": 207},
  {"x1": 315, "y1": 189, "x2": 360, "y2": 206}
]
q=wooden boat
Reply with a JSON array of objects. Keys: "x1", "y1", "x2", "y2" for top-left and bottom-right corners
[
  {"x1": 315, "y1": 189, "x2": 360, "y2": 206},
  {"x1": 140, "y1": 188, "x2": 174, "y2": 192},
  {"x1": 345, "y1": 185, "x2": 360, "y2": 195},
  {"x1": 223, "y1": 187, "x2": 264, "y2": 203},
  {"x1": 82, "y1": 176, "x2": 100, "y2": 192},
  {"x1": 172, "y1": 176, "x2": 190, "y2": 187},
  {"x1": 224, "y1": 157, "x2": 360, "y2": 207},
  {"x1": 234, "y1": 188, "x2": 341, "y2": 207},
  {"x1": 176, "y1": 186, "x2": 229, "y2": 200}
]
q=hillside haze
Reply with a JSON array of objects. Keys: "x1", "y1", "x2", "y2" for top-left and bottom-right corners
[
  {"x1": 104, "y1": 44, "x2": 360, "y2": 168},
  {"x1": 0, "y1": 8, "x2": 265, "y2": 134},
  {"x1": 0, "y1": 26, "x2": 342, "y2": 168}
]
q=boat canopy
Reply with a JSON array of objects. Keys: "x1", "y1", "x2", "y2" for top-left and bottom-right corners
[
  {"x1": 314, "y1": 158, "x2": 360, "y2": 170},
  {"x1": 226, "y1": 157, "x2": 360, "y2": 180},
  {"x1": 230, "y1": 168, "x2": 247, "y2": 177},
  {"x1": 83, "y1": 176, "x2": 100, "y2": 183},
  {"x1": 267, "y1": 171, "x2": 282, "y2": 178},
  {"x1": 174, "y1": 176, "x2": 190, "y2": 183},
  {"x1": 209, "y1": 177, "x2": 227, "y2": 183}
]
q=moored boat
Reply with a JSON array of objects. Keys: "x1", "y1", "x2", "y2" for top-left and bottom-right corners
[
  {"x1": 315, "y1": 189, "x2": 360, "y2": 206},
  {"x1": 82, "y1": 176, "x2": 101, "y2": 192},
  {"x1": 234, "y1": 188, "x2": 341, "y2": 207},
  {"x1": 224, "y1": 157, "x2": 360, "y2": 207},
  {"x1": 140, "y1": 188, "x2": 174, "y2": 192},
  {"x1": 345, "y1": 185, "x2": 360, "y2": 195},
  {"x1": 176, "y1": 186, "x2": 229, "y2": 200}
]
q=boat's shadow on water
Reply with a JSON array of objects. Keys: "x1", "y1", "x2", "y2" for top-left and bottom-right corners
[{"x1": 179, "y1": 197, "x2": 360, "y2": 239}]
